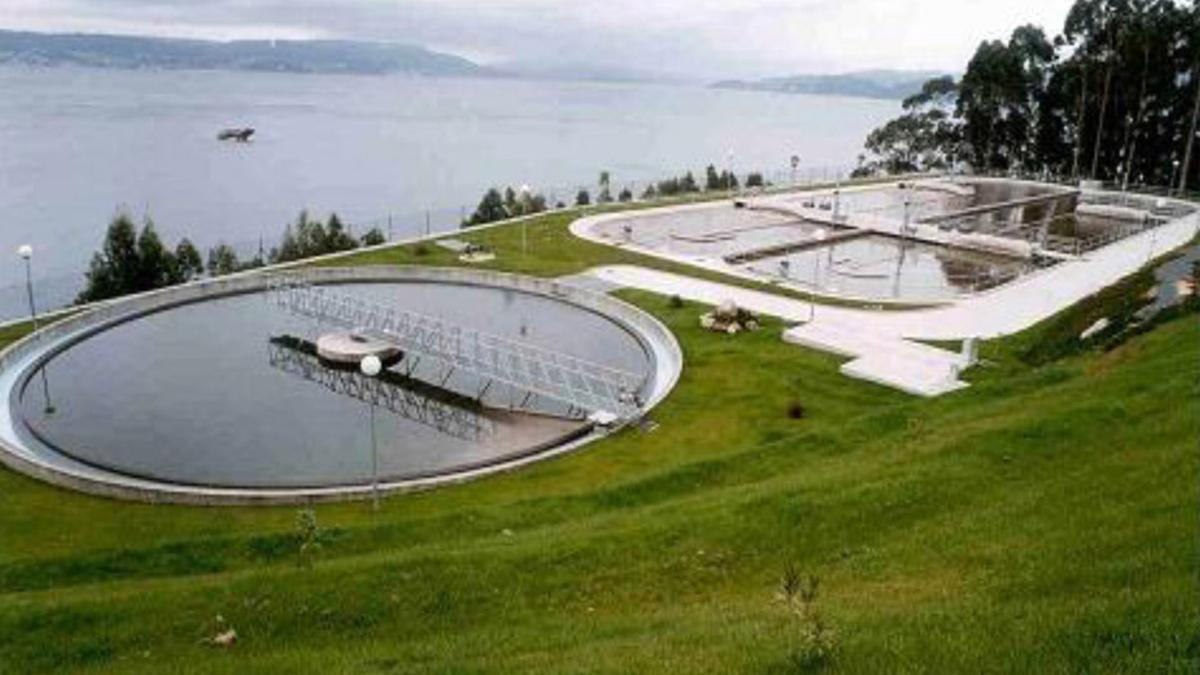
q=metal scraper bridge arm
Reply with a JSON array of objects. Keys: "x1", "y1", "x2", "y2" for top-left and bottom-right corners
[{"x1": 266, "y1": 276, "x2": 647, "y2": 420}]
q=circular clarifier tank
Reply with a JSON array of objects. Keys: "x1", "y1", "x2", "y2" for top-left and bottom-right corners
[{"x1": 0, "y1": 268, "x2": 681, "y2": 503}]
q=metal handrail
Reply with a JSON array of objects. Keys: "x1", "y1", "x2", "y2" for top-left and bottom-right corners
[{"x1": 266, "y1": 276, "x2": 646, "y2": 418}]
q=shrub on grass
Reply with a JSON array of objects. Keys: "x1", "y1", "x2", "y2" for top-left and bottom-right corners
[
  {"x1": 777, "y1": 565, "x2": 837, "y2": 672},
  {"x1": 360, "y1": 228, "x2": 387, "y2": 246},
  {"x1": 787, "y1": 401, "x2": 806, "y2": 420},
  {"x1": 295, "y1": 508, "x2": 326, "y2": 568},
  {"x1": 668, "y1": 294, "x2": 685, "y2": 309}
]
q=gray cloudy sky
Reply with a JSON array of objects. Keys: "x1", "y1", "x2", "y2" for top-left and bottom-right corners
[{"x1": 3, "y1": 0, "x2": 1079, "y2": 78}]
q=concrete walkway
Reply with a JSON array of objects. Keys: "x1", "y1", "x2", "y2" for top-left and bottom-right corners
[{"x1": 578, "y1": 201, "x2": 1199, "y2": 396}]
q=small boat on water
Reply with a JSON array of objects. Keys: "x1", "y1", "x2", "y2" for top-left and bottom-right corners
[{"x1": 217, "y1": 127, "x2": 255, "y2": 142}]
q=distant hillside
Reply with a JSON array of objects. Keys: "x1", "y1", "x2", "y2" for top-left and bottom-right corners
[
  {"x1": 0, "y1": 30, "x2": 485, "y2": 77},
  {"x1": 711, "y1": 69, "x2": 947, "y2": 100}
]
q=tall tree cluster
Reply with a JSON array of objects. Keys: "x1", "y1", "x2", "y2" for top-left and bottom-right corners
[
  {"x1": 462, "y1": 186, "x2": 548, "y2": 227},
  {"x1": 271, "y1": 211, "x2": 359, "y2": 263},
  {"x1": 77, "y1": 214, "x2": 204, "y2": 303},
  {"x1": 859, "y1": 0, "x2": 1199, "y2": 191},
  {"x1": 862, "y1": 75, "x2": 961, "y2": 174},
  {"x1": 77, "y1": 210, "x2": 384, "y2": 303}
]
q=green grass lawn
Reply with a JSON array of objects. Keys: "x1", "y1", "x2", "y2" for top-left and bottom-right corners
[{"x1": 0, "y1": 211, "x2": 1197, "y2": 674}]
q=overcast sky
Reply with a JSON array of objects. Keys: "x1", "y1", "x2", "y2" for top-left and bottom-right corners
[{"x1": 3, "y1": 0, "x2": 1080, "y2": 79}]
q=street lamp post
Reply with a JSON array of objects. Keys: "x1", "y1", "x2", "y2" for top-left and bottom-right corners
[
  {"x1": 809, "y1": 229, "x2": 827, "y2": 322},
  {"x1": 360, "y1": 354, "x2": 383, "y2": 511},
  {"x1": 903, "y1": 193, "x2": 913, "y2": 240},
  {"x1": 18, "y1": 245, "x2": 54, "y2": 414},
  {"x1": 1147, "y1": 218, "x2": 1159, "y2": 264},
  {"x1": 725, "y1": 150, "x2": 737, "y2": 196},
  {"x1": 18, "y1": 245, "x2": 37, "y2": 332},
  {"x1": 520, "y1": 184, "x2": 531, "y2": 258}
]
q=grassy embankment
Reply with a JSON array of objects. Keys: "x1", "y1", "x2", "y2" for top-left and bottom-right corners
[{"x1": 0, "y1": 208, "x2": 1196, "y2": 674}]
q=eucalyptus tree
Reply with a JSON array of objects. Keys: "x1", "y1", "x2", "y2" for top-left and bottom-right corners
[
  {"x1": 1035, "y1": 53, "x2": 1078, "y2": 177},
  {"x1": 1007, "y1": 25, "x2": 1057, "y2": 172},
  {"x1": 859, "y1": 0, "x2": 1196, "y2": 187},
  {"x1": 174, "y1": 238, "x2": 204, "y2": 281},
  {"x1": 1063, "y1": 0, "x2": 1134, "y2": 180},
  {"x1": 956, "y1": 26, "x2": 1053, "y2": 172},
  {"x1": 1112, "y1": 2, "x2": 1156, "y2": 187},
  {"x1": 956, "y1": 39, "x2": 1015, "y2": 170},
  {"x1": 598, "y1": 171, "x2": 613, "y2": 203},
  {"x1": 1059, "y1": 0, "x2": 1194, "y2": 186},
  {"x1": 862, "y1": 75, "x2": 960, "y2": 173},
  {"x1": 134, "y1": 222, "x2": 177, "y2": 290},
  {"x1": 1177, "y1": 2, "x2": 1199, "y2": 192}
]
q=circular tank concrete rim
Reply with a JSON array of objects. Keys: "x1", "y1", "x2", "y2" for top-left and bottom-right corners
[
  {"x1": 0, "y1": 265, "x2": 684, "y2": 504},
  {"x1": 6, "y1": 277, "x2": 648, "y2": 490}
]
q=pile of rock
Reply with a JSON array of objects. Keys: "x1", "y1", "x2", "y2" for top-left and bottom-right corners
[
  {"x1": 459, "y1": 242, "x2": 495, "y2": 263},
  {"x1": 700, "y1": 300, "x2": 760, "y2": 334}
]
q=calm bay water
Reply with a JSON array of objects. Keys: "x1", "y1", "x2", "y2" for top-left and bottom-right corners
[{"x1": 0, "y1": 66, "x2": 897, "y2": 319}]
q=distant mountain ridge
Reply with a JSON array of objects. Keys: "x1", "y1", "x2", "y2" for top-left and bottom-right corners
[
  {"x1": 711, "y1": 69, "x2": 948, "y2": 100},
  {"x1": 0, "y1": 30, "x2": 485, "y2": 76}
]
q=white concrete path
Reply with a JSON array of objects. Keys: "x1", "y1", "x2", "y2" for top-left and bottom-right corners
[{"x1": 581, "y1": 202, "x2": 1199, "y2": 396}]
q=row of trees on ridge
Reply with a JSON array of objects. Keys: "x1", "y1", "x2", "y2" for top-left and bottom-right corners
[
  {"x1": 463, "y1": 166, "x2": 767, "y2": 228},
  {"x1": 79, "y1": 161, "x2": 777, "y2": 302},
  {"x1": 77, "y1": 211, "x2": 386, "y2": 303}
]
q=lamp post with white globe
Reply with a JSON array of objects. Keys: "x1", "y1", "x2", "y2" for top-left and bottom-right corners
[
  {"x1": 360, "y1": 354, "x2": 383, "y2": 511},
  {"x1": 725, "y1": 149, "x2": 737, "y2": 196},
  {"x1": 17, "y1": 245, "x2": 54, "y2": 414},
  {"x1": 810, "y1": 229, "x2": 827, "y2": 322},
  {"x1": 17, "y1": 245, "x2": 37, "y2": 331},
  {"x1": 520, "y1": 184, "x2": 531, "y2": 258}
]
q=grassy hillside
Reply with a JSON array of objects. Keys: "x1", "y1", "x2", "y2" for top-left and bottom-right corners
[{"x1": 0, "y1": 214, "x2": 1196, "y2": 673}]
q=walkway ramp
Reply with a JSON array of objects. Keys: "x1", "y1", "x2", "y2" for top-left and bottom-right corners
[{"x1": 782, "y1": 321, "x2": 968, "y2": 397}]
